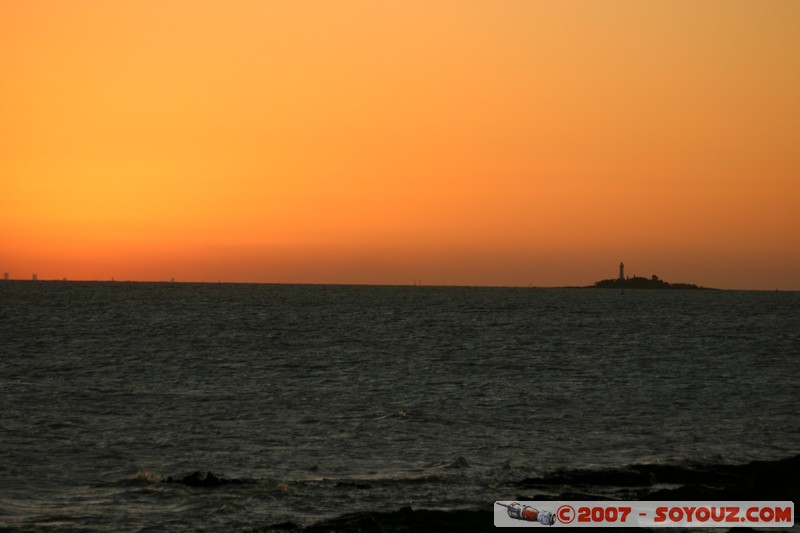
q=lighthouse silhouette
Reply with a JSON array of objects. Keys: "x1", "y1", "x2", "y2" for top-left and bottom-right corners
[{"x1": 619, "y1": 262, "x2": 625, "y2": 281}]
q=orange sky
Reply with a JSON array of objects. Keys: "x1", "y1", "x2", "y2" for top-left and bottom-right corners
[{"x1": 2, "y1": 1, "x2": 799, "y2": 289}]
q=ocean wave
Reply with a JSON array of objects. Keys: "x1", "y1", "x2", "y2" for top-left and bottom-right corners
[
  {"x1": 129, "y1": 469, "x2": 165, "y2": 482},
  {"x1": 255, "y1": 506, "x2": 492, "y2": 533}
]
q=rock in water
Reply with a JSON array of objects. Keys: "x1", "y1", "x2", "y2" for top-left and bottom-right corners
[{"x1": 165, "y1": 471, "x2": 247, "y2": 487}]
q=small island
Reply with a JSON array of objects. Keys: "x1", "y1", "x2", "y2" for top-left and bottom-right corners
[{"x1": 589, "y1": 262, "x2": 710, "y2": 290}]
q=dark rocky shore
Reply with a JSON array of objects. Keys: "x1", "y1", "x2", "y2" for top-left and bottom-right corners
[
  {"x1": 516, "y1": 454, "x2": 800, "y2": 502},
  {"x1": 253, "y1": 454, "x2": 797, "y2": 532}
]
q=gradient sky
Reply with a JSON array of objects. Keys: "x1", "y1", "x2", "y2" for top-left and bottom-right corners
[{"x1": 2, "y1": 1, "x2": 798, "y2": 288}]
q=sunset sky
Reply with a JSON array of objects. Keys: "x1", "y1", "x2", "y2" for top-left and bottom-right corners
[{"x1": 2, "y1": 1, "x2": 798, "y2": 289}]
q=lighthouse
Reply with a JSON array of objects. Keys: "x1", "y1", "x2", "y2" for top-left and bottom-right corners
[{"x1": 619, "y1": 262, "x2": 624, "y2": 280}]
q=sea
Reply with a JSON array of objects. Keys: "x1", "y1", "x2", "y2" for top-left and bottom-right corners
[{"x1": 1, "y1": 282, "x2": 798, "y2": 531}]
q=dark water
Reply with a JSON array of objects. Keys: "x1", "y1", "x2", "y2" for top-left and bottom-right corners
[{"x1": 1, "y1": 282, "x2": 798, "y2": 530}]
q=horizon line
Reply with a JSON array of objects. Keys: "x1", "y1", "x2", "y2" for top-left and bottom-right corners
[{"x1": 1, "y1": 277, "x2": 796, "y2": 292}]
